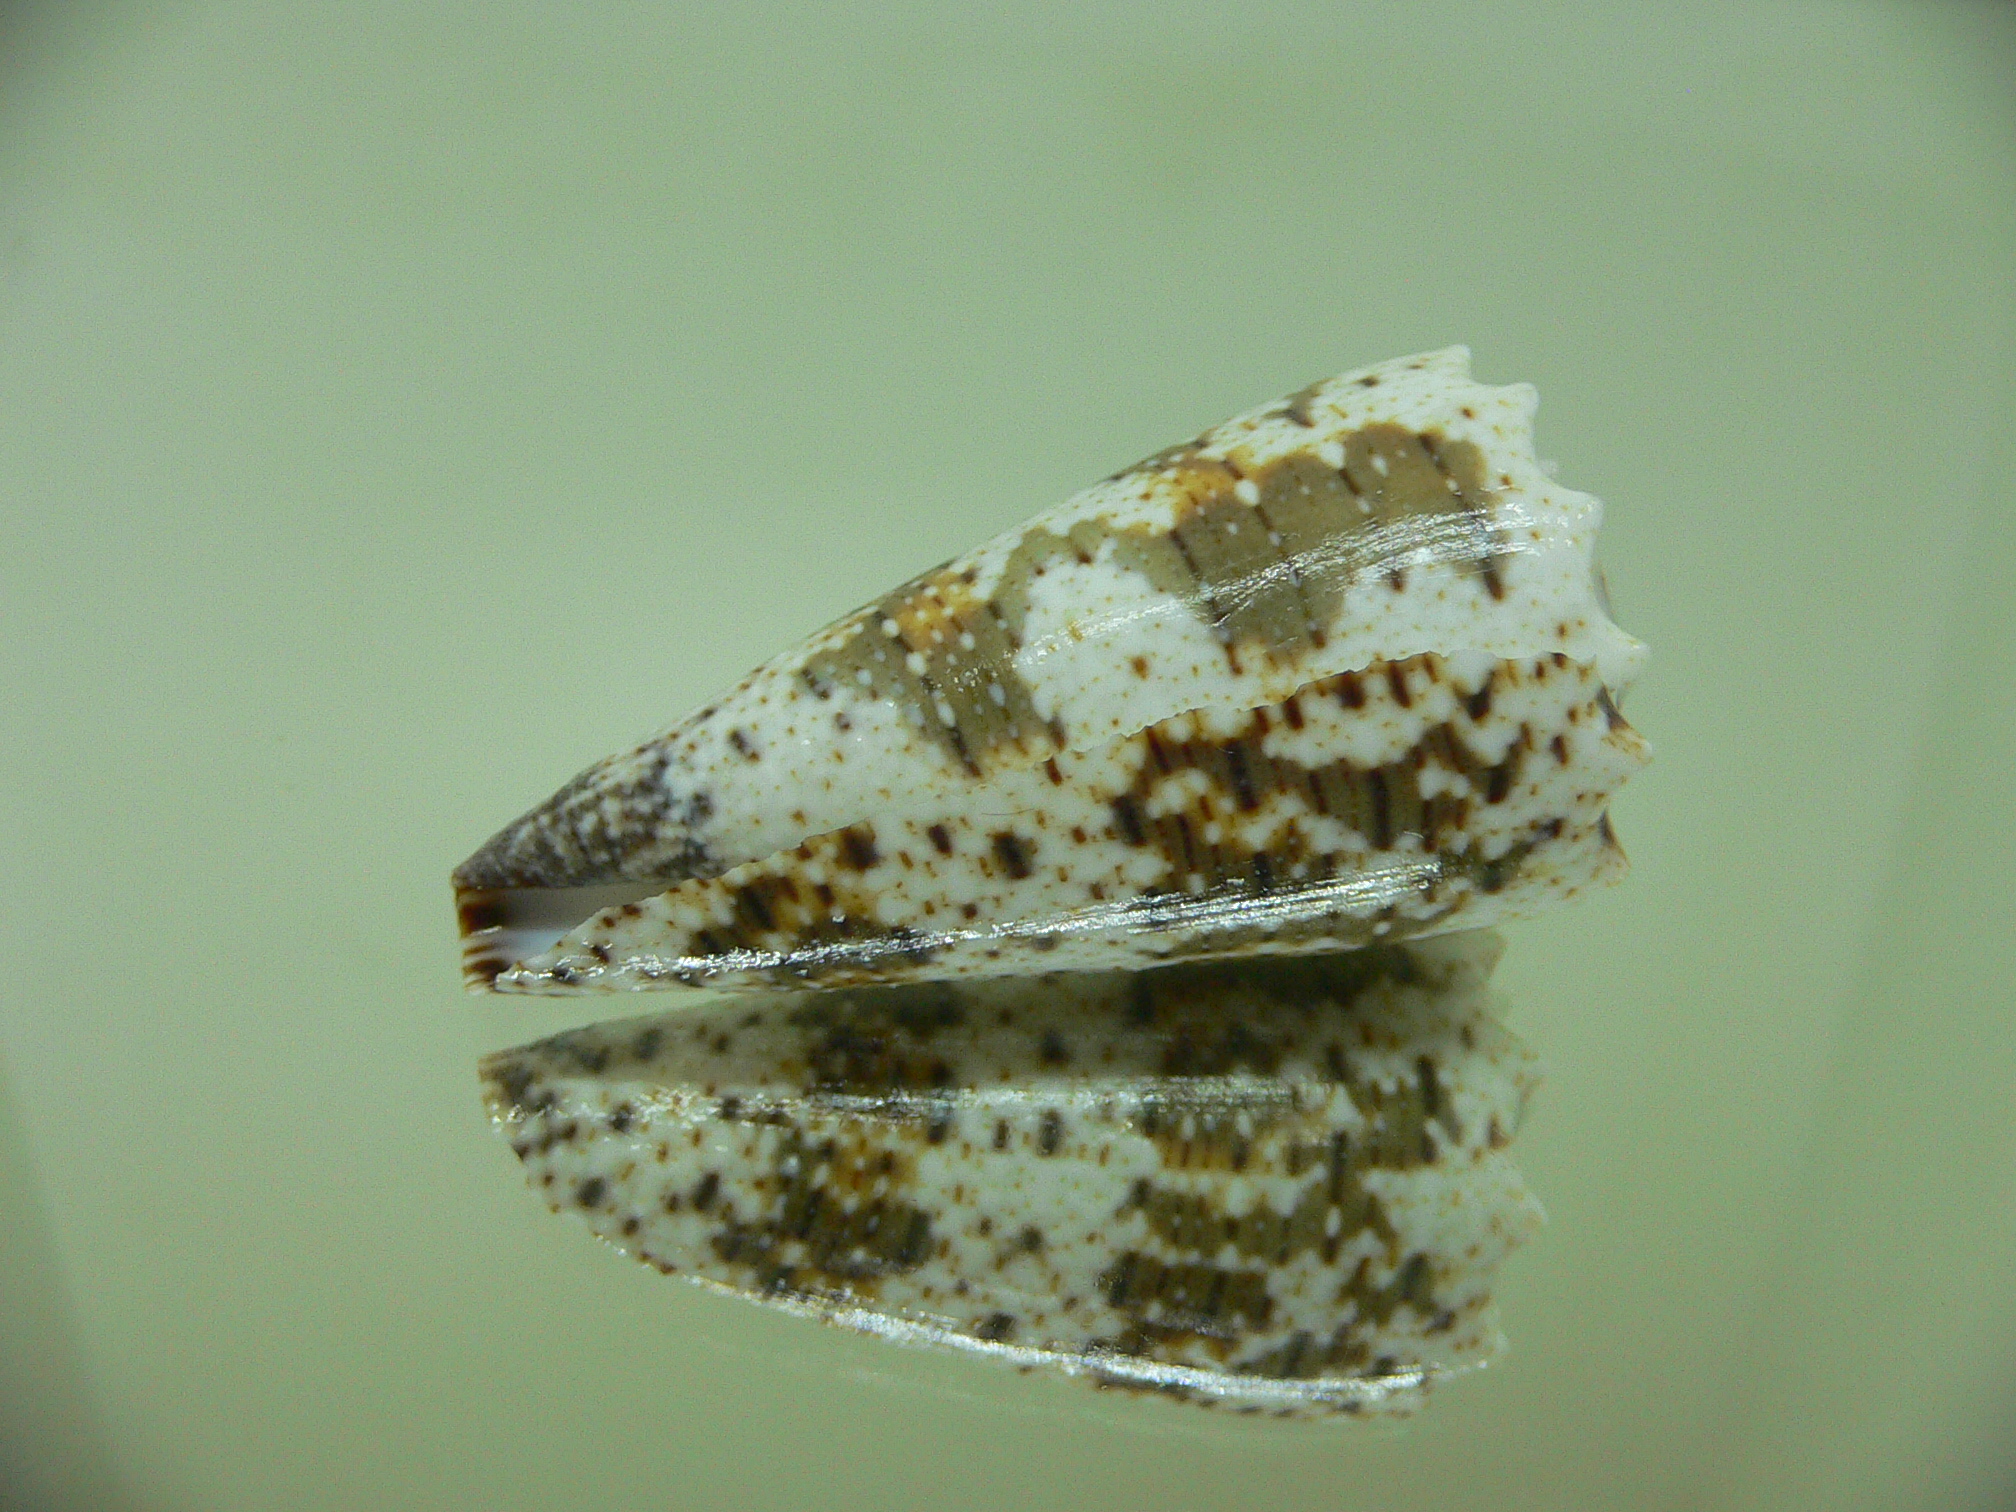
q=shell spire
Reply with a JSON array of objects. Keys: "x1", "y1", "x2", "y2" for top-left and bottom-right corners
[{"x1": 456, "y1": 348, "x2": 1648, "y2": 993}]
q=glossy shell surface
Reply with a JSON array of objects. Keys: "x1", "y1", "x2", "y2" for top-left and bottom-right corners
[{"x1": 456, "y1": 347, "x2": 1647, "y2": 994}]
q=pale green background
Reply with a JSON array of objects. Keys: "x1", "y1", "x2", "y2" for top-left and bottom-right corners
[{"x1": 3, "y1": 3, "x2": 2013, "y2": 1509}]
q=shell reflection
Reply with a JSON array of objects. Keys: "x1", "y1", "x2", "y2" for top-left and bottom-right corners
[{"x1": 482, "y1": 931, "x2": 1541, "y2": 1416}]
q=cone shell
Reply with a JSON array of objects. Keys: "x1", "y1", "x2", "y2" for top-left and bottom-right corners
[
  {"x1": 481, "y1": 932, "x2": 1543, "y2": 1416},
  {"x1": 457, "y1": 346, "x2": 1648, "y2": 993}
]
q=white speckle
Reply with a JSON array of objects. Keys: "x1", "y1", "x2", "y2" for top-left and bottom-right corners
[
  {"x1": 988, "y1": 682, "x2": 1008, "y2": 707},
  {"x1": 907, "y1": 652, "x2": 928, "y2": 675},
  {"x1": 882, "y1": 618, "x2": 903, "y2": 637},
  {"x1": 1235, "y1": 479, "x2": 1260, "y2": 505},
  {"x1": 1371, "y1": 453, "x2": 1389, "y2": 477}
]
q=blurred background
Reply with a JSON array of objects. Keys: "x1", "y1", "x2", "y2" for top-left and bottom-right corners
[{"x1": 2, "y1": 3, "x2": 2013, "y2": 1509}]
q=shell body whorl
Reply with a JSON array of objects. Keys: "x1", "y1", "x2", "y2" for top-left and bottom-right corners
[{"x1": 456, "y1": 347, "x2": 1648, "y2": 994}]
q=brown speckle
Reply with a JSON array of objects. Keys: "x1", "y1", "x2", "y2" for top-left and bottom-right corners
[
  {"x1": 1385, "y1": 663, "x2": 1413, "y2": 708},
  {"x1": 976, "y1": 1312, "x2": 1017, "y2": 1342},
  {"x1": 1110, "y1": 794, "x2": 1145, "y2": 846},
  {"x1": 1038, "y1": 1110, "x2": 1065, "y2": 1156},
  {"x1": 838, "y1": 826, "x2": 880, "y2": 872},
  {"x1": 991, "y1": 831, "x2": 1034, "y2": 880}
]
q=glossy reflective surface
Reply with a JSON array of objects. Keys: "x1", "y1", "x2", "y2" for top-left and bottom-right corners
[
  {"x1": 2, "y1": 4, "x2": 2013, "y2": 1511},
  {"x1": 482, "y1": 936, "x2": 1541, "y2": 1417},
  {"x1": 452, "y1": 349, "x2": 1647, "y2": 995}
]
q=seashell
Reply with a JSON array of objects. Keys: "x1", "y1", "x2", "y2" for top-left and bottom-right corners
[
  {"x1": 482, "y1": 932, "x2": 1543, "y2": 1417},
  {"x1": 455, "y1": 347, "x2": 1648, "y2": 994}
]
